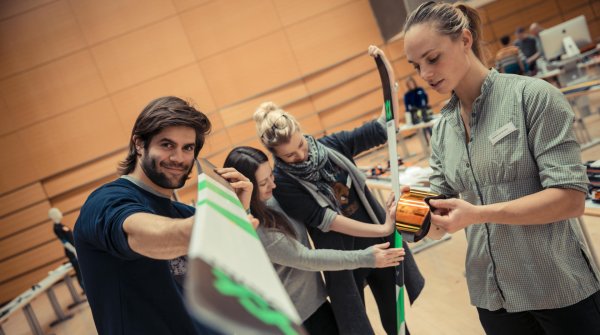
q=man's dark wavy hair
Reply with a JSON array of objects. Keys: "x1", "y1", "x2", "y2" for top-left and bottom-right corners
[{"x1": 118, "y1": 96, "x2": 211, "y2": 175}]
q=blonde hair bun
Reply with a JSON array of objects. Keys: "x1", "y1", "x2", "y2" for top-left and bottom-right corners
[
  {"x1": 253, "y1": 101, "x2": 300, "y2": 149},
  {"x1": 253, "y1": 101, "x2": 282, "y2": 123}
]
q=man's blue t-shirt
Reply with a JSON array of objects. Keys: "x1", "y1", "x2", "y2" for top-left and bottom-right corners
[{"x1": 74, "y1": 177, "x2": 209, "y2": 335}]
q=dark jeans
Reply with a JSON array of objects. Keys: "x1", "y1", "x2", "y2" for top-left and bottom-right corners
[
  {"x1": 309, "y1": 229, "x2": 396, "y2": 335},
  {"x1": 303, "y1": 301, "x2": 339, "y2": 335},
  {"x1": 477, "y1": 290, "x2": 600, "y2": 335}
]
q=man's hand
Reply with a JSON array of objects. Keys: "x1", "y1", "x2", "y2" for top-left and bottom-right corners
[
  {"x1": 368, "y1": 45, "x2": 385, "y2": 58},
  {"x1": 215, "y1": 167, "x2": 253, "y2": 211},
  {"x1": 428, "y1": 198, "x2": 483, "y2": 233}
]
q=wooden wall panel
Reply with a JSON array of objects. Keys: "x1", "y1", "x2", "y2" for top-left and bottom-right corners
[
  {"x1": 207, "y1": 112, "x2": 226, "y2": 132},
  {"x1": 227, "y1": 120, "x2": 257, "y2": 145},
  {"x1": 111, "y1": 64, "x2": 217, "y2": 132},
  {"x1": 0, "y1": 99, "x2": 126, "y2": 192},
  {"x1": 303, "y1": 55, "x2": 373, "y2": 94},
  {"x1": 70, "y1": 0, "x2": 176, "y2": 45},
  {"x1": 0, "y1": 132, "x2": 41, "y2": 193},
  {"x1": 0, "y1": 242, "x2": 64, "y2": 284},
  {"x1": 200, "y1": 32, "x2": 303, "y2": 108},
  {"x1": 281, "y1": 99, "x2": 317, "y2": 120},
  {"x1": 91, "y1": 17, "x2": 196, "y2": 93},
  {"x1": 0, "y1": 201, "x2": 50, "y2": 240},
  {"x1": 0, "y1": 223, "x2": 55, "y2": 262},
  {"x1": 0, "y1": 50, "x2": 108, "y2": 135},
  {"x1": 206, "y1": 149, "x2": 234, "y2": 169},
  {"x1": 0, "y1": 0, "x2": 86, "y2": 78},
  {"x1": 171, "y1": 0, "x2": 212, "y2": 13},
  {"x1": 563, "y1": 5, "x2": 596, "y2": 23},
  {"x1": 51, "y1": 177, "x2": 113, "y2": 214},
  {"x1": 42, "y1": 150, "x2": 124, "y2": 198},
  {"x1": 319, "y1": 90, "x2": 380, "y2": 129},
  {"x1": 556, "y1": 0, "x2": 590, "y2": 13},
  {"x1": 26, "y1": 99, "x2": 128, "y2": 180},
  {"x1": 0, "y1": 259, "x2": 65, "y2": 305},
  {"x1": 180, "y1": 0, "x2": 281, "y2": 59},
  {"x1": 590, "y1": 20, "x2": 600, "y2": 41},
  {"x1": 310, "y1": 71, "x2": 380, "y2": 111},
  {"x1": 0, "y1": 183, "x2": 46, "y2": 217},
  {"x1": 489, "y1": 16, "x2": 521, "y2": 43},
  {"x1": 478, "y1": 7, "x2": 490, "y2": 25},
  {"x1": 229, "y1": 137, "x2": 265, "y2": 154},
  {"x1": 527, "y1": 1, "x2": 562, "y2": 28},
  {"x1": 386, "y1": 39, "x2": 405, "y2": 60},
  {"x1": 482, "y1": 23, "x2": 496, "y2": 44},
  {"x1": 273, "y1": 0, "x2": 353, "y2": 26},
  {"x1": 393, "y1": 58, "x2": 416, "y2": 80},
  {"x1": 297, "y1": 114, "x2": 324, "y2": 136},
  {"x1": 285, "y1": 0, "x2": 383, "y2": 75},
  {"x1": 484, "y1": 0, "x2": 541, "y2": 22},
  {"x1": 0, "y1": 0, "x2": 54, "y2": 20},
  {"x1": 217, "y1": 81, "x2": 310, "y2": 127},
  {"x1": 203, "y1": 129, "x2": 232, "y2": 157},
  {"x1": 593, "y1": 1, "x2": 600, "y2": 18},
  {"x1": 326, "y1": 111, "x2": 379, "y2": 135}
]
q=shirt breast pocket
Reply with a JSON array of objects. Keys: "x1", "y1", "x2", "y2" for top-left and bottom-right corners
[{"x1": 488, "y1": 126, "x2": 522, "y2": 180}]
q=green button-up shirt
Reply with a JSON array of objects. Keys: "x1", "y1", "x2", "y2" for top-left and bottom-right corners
[{"x1": 429, "y1": 69, "x2": 599, "y2": 312}]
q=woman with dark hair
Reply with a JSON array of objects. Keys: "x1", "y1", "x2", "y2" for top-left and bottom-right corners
[
  {"x1": 222, "y1": 146, "x2": 404, "y2": 335},
  {"x1": 403, "y1": 2, "x2": 599, "y2": 334}
]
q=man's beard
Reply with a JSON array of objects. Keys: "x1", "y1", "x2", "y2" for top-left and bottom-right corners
[{"x1": 140, "y1": 154, "x2": 192, "y2": 189}]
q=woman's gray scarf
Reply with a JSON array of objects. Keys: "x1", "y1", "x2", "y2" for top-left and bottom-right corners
[
  {"x1": 274, "y1": 135, "x2": 340, "y2": 209},
  {"x1": 274, "y1": 135, "x2": 381, "y2": 226}
]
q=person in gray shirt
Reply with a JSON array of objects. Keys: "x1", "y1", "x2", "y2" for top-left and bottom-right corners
[
  {"x1": 223, "y1": 146, "x2": 404, "y2": 335},
  {"x1": 403, "y1": 2, "x2": 600, "y2": 335}
]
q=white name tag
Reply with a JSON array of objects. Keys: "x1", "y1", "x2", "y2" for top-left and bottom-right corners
[{"x1": 488, "y1": 122, "x2": 517, "y2": 145}]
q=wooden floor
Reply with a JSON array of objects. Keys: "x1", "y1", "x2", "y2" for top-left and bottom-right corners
[{"x1": 2, "y1": 108, "x2": 600, "y2": 335}]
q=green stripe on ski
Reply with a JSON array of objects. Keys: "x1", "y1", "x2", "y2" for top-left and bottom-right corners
[
  {"x1": 197, "y1": 199, "x2": 258, "y2": 238},
  {"x1": 385, "y1": 99, "x2": 393, "y2": 121},
  {"x1": 396, "y1": 230, "x2": 404, "y2": 331},
  {"x1": 213, "y1": 268, "x2": 298, "y2": 335},
  {"x1": 198, "y1": 178, "x2": 241, "y2": 207}
]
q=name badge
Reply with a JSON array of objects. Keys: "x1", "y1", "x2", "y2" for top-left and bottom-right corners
[{"x1": 488, "y1": 122, "x2": 517, "y2": 145}]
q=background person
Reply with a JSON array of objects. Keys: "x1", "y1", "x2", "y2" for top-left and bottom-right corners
[
  {"x1": 403, "y1": 76, "x2": 430, "y2": 124},
  {"x1": 514, "y1": 26, "x2": 540, "y2": 73},
  {"x1": 495, "y1": 35, "x2": 526, "y2": 75},
  {"x1": 529, "y1": 22, "x2": 545, "y2": 60}
]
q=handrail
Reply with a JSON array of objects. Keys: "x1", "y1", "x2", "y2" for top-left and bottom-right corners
[{"x1": 0, "y1": 263, "x2": 72, "y2": 324}]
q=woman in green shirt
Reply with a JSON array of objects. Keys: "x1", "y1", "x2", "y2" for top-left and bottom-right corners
[{"x1": 403, "y1": 2, "x2": 600, "y2": 334}]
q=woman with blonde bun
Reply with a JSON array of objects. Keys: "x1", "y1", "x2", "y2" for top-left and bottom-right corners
[
  {"x1": 253, "y1": 100, "x2": 424, "y2": 335},
  {"x1": 403, "y1": 2, "x2": 600, "y2": 334}
]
